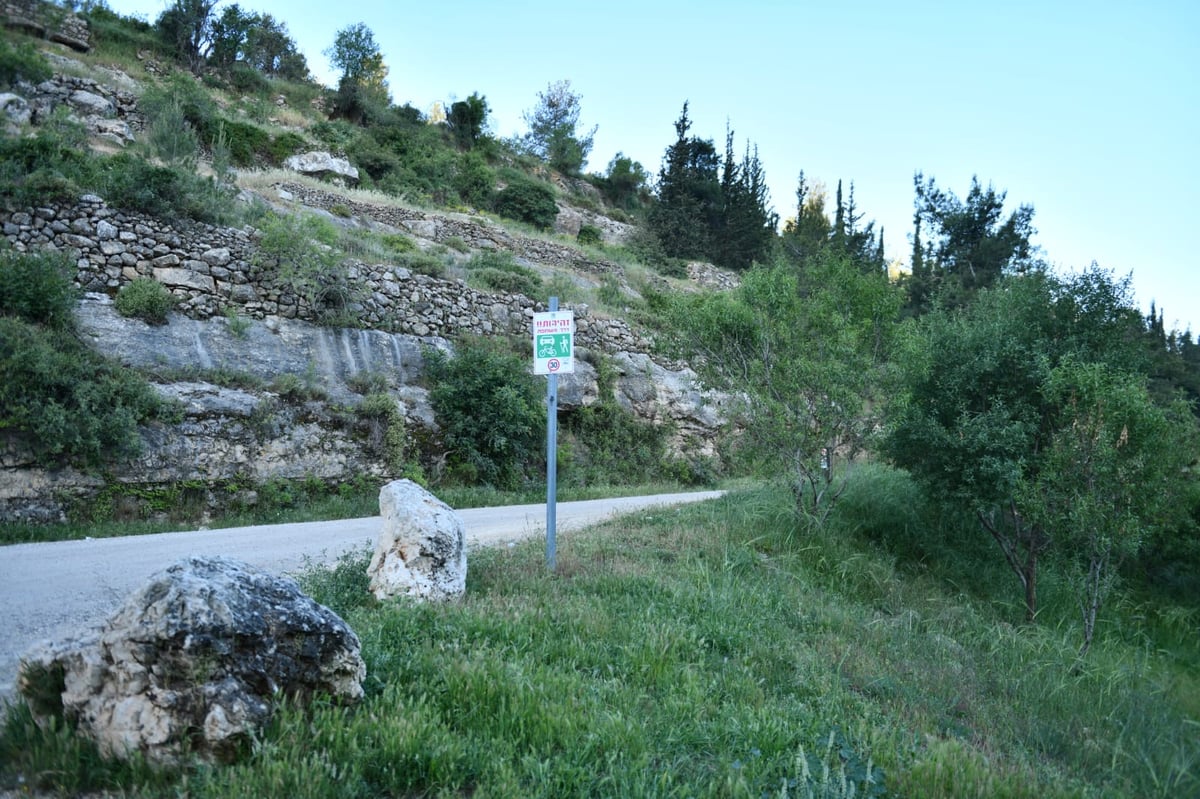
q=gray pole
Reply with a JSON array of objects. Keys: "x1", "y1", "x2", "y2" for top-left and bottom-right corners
[{"x1": 545, "y1": 296, "x2": 558, "y2": 571}]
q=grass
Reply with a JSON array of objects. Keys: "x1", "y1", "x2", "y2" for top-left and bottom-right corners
[{"x1": 3, "y1": 477, "x2": 1196, "y2": 797}]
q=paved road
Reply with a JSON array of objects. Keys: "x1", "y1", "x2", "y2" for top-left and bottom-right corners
[{"x1": 0, "y1": 491, "x2": 722, "y2": 701}]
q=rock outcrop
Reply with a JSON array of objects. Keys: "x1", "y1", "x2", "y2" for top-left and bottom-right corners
[
  {"x1": 367, "y1": 480, "x2": 467, "y2": 601},
  {"x1": 18, "y1": 556, "x2": 365, "y2": 764},
  {"x1": 283, "y1": 151, "x2": 360, "y2": 185}
]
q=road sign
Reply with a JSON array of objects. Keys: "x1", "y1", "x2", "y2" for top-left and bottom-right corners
[{"x1": 532, "y1": 310, "x2": 575, "y2": 374}]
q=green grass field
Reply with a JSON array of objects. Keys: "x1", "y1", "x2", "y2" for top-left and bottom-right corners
[{"x1": 2, "y1": 478, "x2": 1197, "y2": 797}]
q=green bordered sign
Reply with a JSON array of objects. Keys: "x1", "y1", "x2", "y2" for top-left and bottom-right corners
[{"x1": 532, "y1": 310, "x2": 575, "y2": 374}]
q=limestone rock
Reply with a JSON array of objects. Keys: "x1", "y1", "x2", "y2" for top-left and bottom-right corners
[
  {"x1": 18, "y1": 556, "x2": 365, "y2": 764},
  {"x1": 283, "y1": 151, "x2": 360, "y2": 185},
  {"x1": 368, "y1": 479, "x2": 467, "y2": 601},
  {"x1": 0, "y1": 92, "x2": 31, "y2": 127}
]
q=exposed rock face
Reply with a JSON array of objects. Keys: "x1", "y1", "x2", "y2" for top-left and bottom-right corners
[
  {"x1": 17, "y1": 556, "x2": 365, "y2": 764},
  {"x1": 283, "y1": 151, "x2": 360, "y2": 185},
  {"x1": 368, "y1": 480, "x2": 467, "y2": 601}
]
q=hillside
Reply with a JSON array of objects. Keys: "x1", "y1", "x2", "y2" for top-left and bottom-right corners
[{"x1": 0, "y1": 11, "x2": 738, "y2": 524}]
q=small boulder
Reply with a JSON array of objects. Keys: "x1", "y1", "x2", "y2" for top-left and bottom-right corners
[
  {"x1": 18, "y1": 556, "x2": 364, "y2": 765},
  {"x1": 368, "y1": 479, "x2": 467, "y2": 601}
]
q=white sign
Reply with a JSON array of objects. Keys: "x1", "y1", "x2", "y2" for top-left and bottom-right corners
[{"x1": 532, "y1": 310, "x2": 575, "y2": 374}]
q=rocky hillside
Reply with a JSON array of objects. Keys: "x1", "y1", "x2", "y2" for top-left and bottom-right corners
[{"x1": 0, "y1": 38, "x2": 733, "y2": 523}]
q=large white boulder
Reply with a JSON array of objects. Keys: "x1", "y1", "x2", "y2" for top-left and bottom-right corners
[
  {"x1": 368, "y1": 479, "x2": 467, "y2": 601},
  {"x1": 283, "y1": 151, "x2": 360, "y2": 185},
  {"x1": 18, "y1": 556, "x2": 364, "y2": 764}
]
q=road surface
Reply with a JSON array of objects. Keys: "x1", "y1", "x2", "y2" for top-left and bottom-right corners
[{"x1": 0, "y1": 491, "x2": 722, "y2": 701}]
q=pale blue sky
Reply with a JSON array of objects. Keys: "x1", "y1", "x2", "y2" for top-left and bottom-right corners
[{"x1": 109, "y1": 0, "x2": 1199, "y2": 334}]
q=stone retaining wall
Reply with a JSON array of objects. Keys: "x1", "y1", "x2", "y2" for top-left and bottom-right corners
[
  {"x1": 0, "y1": 195, "x2": 655, "y2": 356},
  {"x1": 2, "y1": 0, "x2": 90, "y2": 51}
]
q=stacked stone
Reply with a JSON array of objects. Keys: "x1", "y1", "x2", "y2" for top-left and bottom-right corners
[
  {"x1": 1, "y1": 197, "x2": 658, "y2": 356},
  {"x1": 2, "y1": 0, "x2": 91, "y2": 51}
]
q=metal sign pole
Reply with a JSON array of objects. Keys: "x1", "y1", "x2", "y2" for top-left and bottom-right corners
[{"x1": 545, "y1": 296, "x2": 558, "y2": 572}]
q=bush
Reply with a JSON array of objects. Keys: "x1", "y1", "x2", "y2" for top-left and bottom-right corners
[
  {"x1": 493, "y1": 176, "x2": 558, "y2": 230},
  {"x1": 114, "y1": 278, "x2": 175, "y2": 324},
  {"x1": 0, "y1": 317, "x2": 165, "y2": 468},
  {"x1": 268, "y1": 131, "x2": 307, "y2": 165},
  {"x1": 254, "y1": 213, "x2": 358, "y2": 324},
  {"x1": 0, "y1": 249, "x2": 78, "y2": 330},
  {"x1": 465, "y1": 251, "x2": 543, "y2": 297},
  {"x1": 426, "y1": 338, "x2": 544, "y2": 489},
  {"x1": 0, "y1": 37, "x2": 52, "y2": 88},
  {"x1": 453, "y1": 152, "x2": 495, "y2": 209},
  {"x1": 577, "y1": 224, "x2": 602, "y2": 246}
]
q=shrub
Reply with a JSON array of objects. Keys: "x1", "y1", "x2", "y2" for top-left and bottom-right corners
[
  {"x1": 225, "y1": 62, "x2": 270, "y2": 95},
  {"x1": 357, "y1": 392, "x2": 416, "y2": 476},
  {"x1": 253, "y1": 213, "x2": 358, "y2": 325},
  {"x1": 114, "y1": 278, "x2": 175, "y2": 324},
  {"x1": 426, "y1": 338, "x2": 544, "y2": 489},
  {"x1": 267, "y1": 131, "x2": 307, "y2": 165},
  {"x1": 0, "y1": 317, "x2": 164, "y2": 468},
  {"x1": 0, "y1": 37, "x2": 52, "y2": 88},
  {"x1": 493, "y1": 176, "x2": 558, "y2": 230},
  {"x1": 577, "y1": 224, "x2": 602, "y2": 246},
  {"x1": 0, "y1": 249, "x2": 78, "y2": 330},
  {"x1": 465, "y1": 251, "x2": 543, "y2": 297},
  {"x1": 453, "y1": 151, "x2": 495, "y2": 209}
]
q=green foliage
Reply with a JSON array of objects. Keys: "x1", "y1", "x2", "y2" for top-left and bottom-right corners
[
  {"x1": 464, "y1": 251, "x2": 543, "y2": 297},
  {"x1": 253, "y1": 212, "x2": 358, "y2": 324},
  {"x1": 114, "y1": 277, "x2": 176, "y2": 324},
  {"x1": 0, "y1": 317, "x2": 164, "y2": 468},
  {"x1": 493, "y1": 175, "x2": 558, "y2": 230},
  {"x1": 521, "y1": 79, "x2": 596, "y2": 174},
  {"x1": 0, "y1": 36, "x2": 53, "y2": 88},
  {"x1": 446, "y1": 92, "x2": 489, "y2": 148},
  {"x1": 357, "y1": 391, "x2": 418, "y2": 477},
  {"x1": 426, "y1": 337, "x2": 544, "y2": 489},
  {"x1": 600, "y1": 151, "x2": 650, "y2": 209},
  {"x1": 154, "y1": 0, "x2": 219, "y2": 73},
  {"x1": 326, "y1": 23, "x2": 389, "y2": 124},
  {"x1": 1019, "y1": 360, "x2": 1198, "y2": 656},
  {"x1": 452, "y1": 150, "x2": 495, "y2": 208},
  {"x1": 649, "y1": 102, "x2": 721, "y2": 261},
  {"x1": 0, "y1": 248, "x2": 78, "y2": 330},
  {"x1": 909, "y1": 172, "x2": 1039, "y2": 312},
  {"x1": 675, "y1": 257, "x2": 900, "y2": 522},
  {"x1": 576, "y1": 223, "x2": 602, "y2": 246},
  {"x1": 883, "y1": 266, "x2": 1179, "y2": 626}
]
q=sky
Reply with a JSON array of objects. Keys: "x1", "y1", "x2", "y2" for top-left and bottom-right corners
[{"x1": 107, "y1": 0, "x2": 1200, "y2": 335}]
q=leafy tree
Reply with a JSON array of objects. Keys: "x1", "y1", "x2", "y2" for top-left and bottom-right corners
[
  {"x1": 884, "y1": 267, "x2": 1159, "y2": 623},
  {"x1": 521, "y1": 79, "x2": 596, "y2": 175},
  {"x1": 675, "y1": 257, "x2": 899, "y2": 523},
  {"x1": 154, "y1": 0, "x2": 218, "y2": 73},
  {"x1": 911, "y1": 173, "x2": 1039, "y2": 309},
  {"x1": 209, "y1": 5, "x2": 307, "y2": 80},
  {"x1": 446, "y1": 92, "x2": 489, "y2": 149},
  {"x1": 326, "y1": 23, "x2": 389, "y2": 125},
  {"x1": 599, "y1": 152, "x2": 650, "y2": 210},
  {"x1": 648, "y1": 102, "x2": 721, "y2": 261},
  {"x1": 1018, "y1": 360, "x2": 1196, "y2": 657}
]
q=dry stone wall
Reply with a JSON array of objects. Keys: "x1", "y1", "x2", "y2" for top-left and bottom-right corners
[
  {"x1": 0, "y1": 194, "x2": 654, "y2": 355},
  {"x1": 2, "y1": 0, "x2": 90, "y2": 51}
]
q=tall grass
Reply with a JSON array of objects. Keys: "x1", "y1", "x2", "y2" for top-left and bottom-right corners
[{"x1": 3, "y1": 478, "x2": 1196, "y2": 797}]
